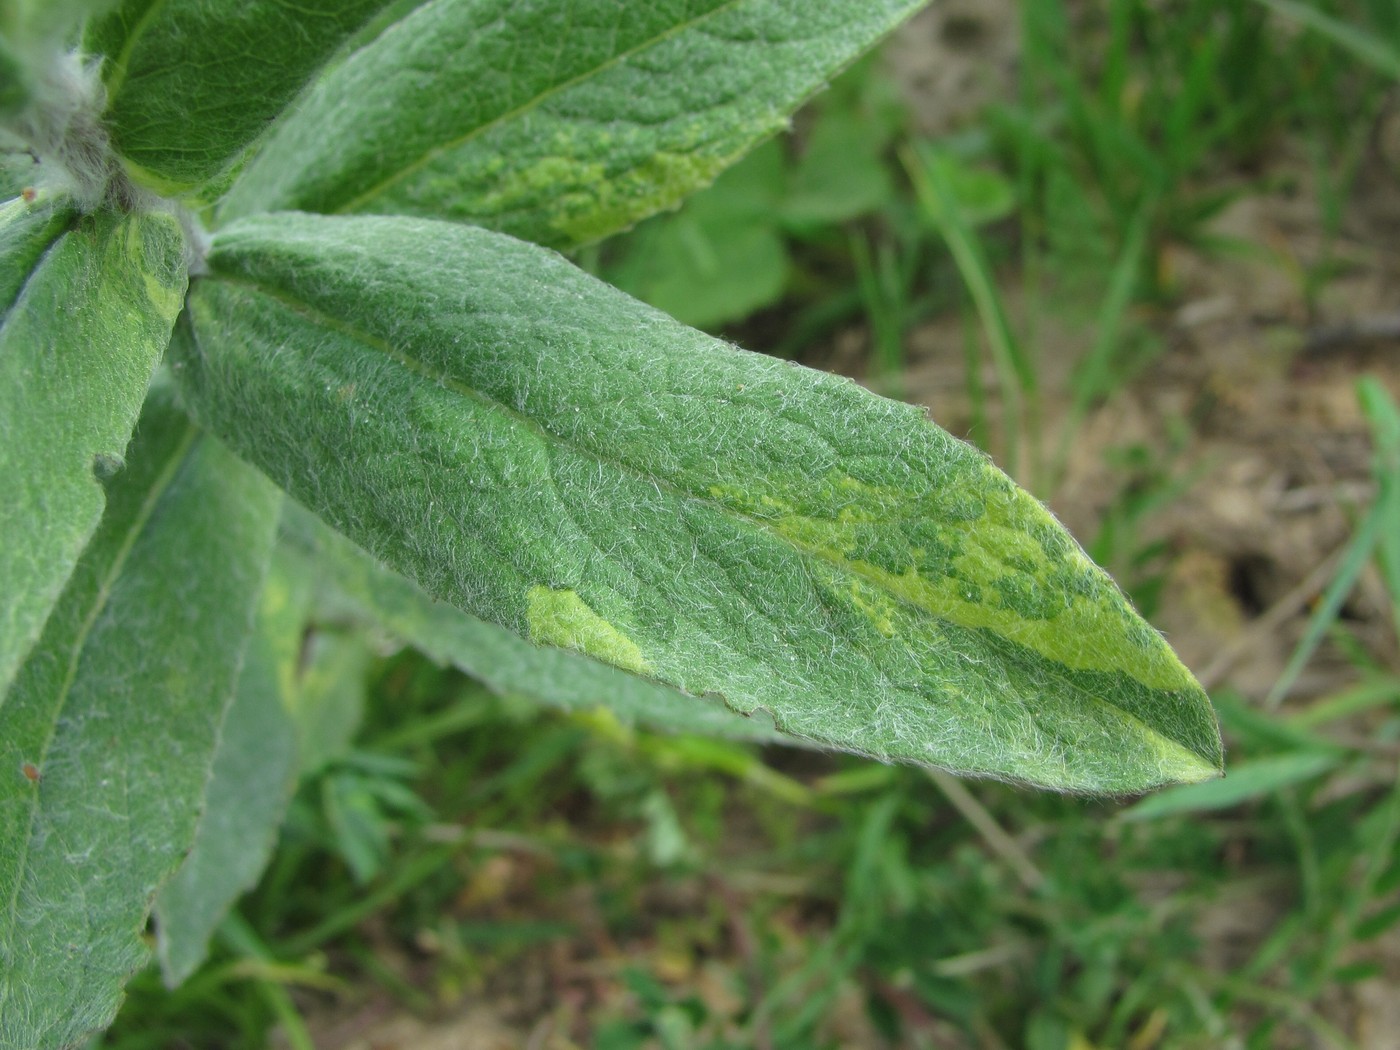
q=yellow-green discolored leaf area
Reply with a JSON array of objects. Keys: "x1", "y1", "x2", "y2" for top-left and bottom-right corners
[
  {"x1": 527, "y1": 585, "x2": 654, "y2": 677},
  {"x1": 279, "y1": 502, "x2": 781, "y2": 743},
  {"x1": 0, "y1": 389, "x2": 281, "y2": 1049},
  {"x1": 0, "y1": 197, "x2": 186, "y2": 702},
  {"x1": 174, "y1": 212, "x2": 1223, "y2": 794},
  {"x1": 219, "y1": 0, "x2": 926, "y2": 249}
]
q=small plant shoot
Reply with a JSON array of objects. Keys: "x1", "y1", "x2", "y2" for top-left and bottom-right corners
[{"x1": 0, "y1": 1, "x2": 1222, "y2": 1046}]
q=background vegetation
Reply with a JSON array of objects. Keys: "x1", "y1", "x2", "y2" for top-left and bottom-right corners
[{"x1": 98, "y1": 0, "x2": 1400, "y2": 1045}]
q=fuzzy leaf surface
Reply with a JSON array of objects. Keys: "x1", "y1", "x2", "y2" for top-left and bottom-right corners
[
  {"x1": 0, "y1": 152, "x2": 41, "y2": 201},
  {"x1": 0, "y1": 191, "x2": 75, "y2": 310},
  {"x1": 1, "y1": 0, "x2": 113, "y2": 50},
  {"x1": 0, "y1": 202, "x2": 184, "y2": 703},
  {"x1": 282, "y1": 503, "x2": 780, "y2": 742},
  {"x1": 0, "y1": 36, "x2": 28, "y2": 119},
  {"x1": 87, "y1": 0, "x2": 390, "y2": 193},
  {"x1": 153, "y1": 517, "x2": 301, "y2": 989},
  {"x1": 174, "y1": 212, "x2": 1223, "y2": 793},
  {"x1": 219, "y1": 0, "x2": 925, "y2": 248},
  {"x1": 0, "y1": 391, "x2": 280, "y2": 1049}
]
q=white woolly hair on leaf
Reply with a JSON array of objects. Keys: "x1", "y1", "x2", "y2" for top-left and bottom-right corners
[
  {"x1": 10, "y1": 49, "x2": 114, "y2": 210},
  {"x1": 181, "y1": 212, "x2": 213, "y2": 276}
]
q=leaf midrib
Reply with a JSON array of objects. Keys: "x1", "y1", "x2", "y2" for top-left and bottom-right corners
[
  {"x1": 330, "y1": 0, "x2": 748, "y2": 214},
  {"x1": 0, "y1": 422, "x2": 197, "y2": 994},
  {"x1": 100, "y1": 0, "x2": 175, "y2": 107},
  {"x1": 200, "y1": 272, "x2": 1212, "y2": 772}
]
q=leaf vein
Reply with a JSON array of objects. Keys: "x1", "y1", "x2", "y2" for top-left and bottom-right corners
[
  {"x1": 0, "y1": 423, "x2": 197, "y2": 975},
  {"x1": 197, "y1": 270, "x2": 1188, "y2": 754},
  {"x1": 332, "y1": 0, "x2": 750, "y2": 213}
]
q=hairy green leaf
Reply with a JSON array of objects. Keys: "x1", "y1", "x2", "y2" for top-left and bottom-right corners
[
  {"x1": 0, "y1": 189, "x2": 74, "y2": 308},
  {"x1": 153, "y1": 524, "x2": 301, "y2": 989},
  {"x1": 0, "y1": 390, "x2": 281, "y2": 1049},
  {"x1": 606, "y1": 139, "x2": 790, "y2": 330},
  {"x1": 173, "y1": 212, "x2": 1222, "y2": 793},
  {"x1": 282, "y1": 502, "x2": 781, "y2": 742},
  {"x1": 220, "y1": 0, "x2": 925, "y2": 247},
  {"x1": 87, "y1": 0, "x2": 390, "y2": 194},
  {"x1": 0, "y1": 202, "x2": 184, "y2": 703}
]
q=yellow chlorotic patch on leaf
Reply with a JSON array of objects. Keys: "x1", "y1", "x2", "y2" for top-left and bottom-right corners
[
  {"x1": 848, "y1": 577, "x2": 898, "y2": 637},
  {"x1": 256, "y1": 575, "x2": 302, "y2": 711},
  {"x1": 552, "y1": 147, "x2": 735, "y2": 247},
  {"x1": 1147, "y1": 728, "x2": 1222, "y2": 785},
  {"x1": 121, "y1": 214, "x2": 185, "y2": 317},
  {"x1": 526, "y1": 585, "x2": 652, "y2": 676},
  {"x1": 450, "y1": 120, "x2": 765, "y2": 247},
  {"x1": 708, "y1": 468, "x2": 1194, "y2": 694}
]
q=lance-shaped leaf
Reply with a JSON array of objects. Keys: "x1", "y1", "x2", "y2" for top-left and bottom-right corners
[
  {"x1": 281, "y1": 502, "x2": 781, "y2": 743},
  {"x1": 219, "y1": 0, "x2": 926, "y2": 248},
  {"x1": 153, "y1": 517, "x2": 301, "y2": 989},
  {"x1": 87, "y1": 0, "x2": 390, "y2": 195},
  {"x1": 173, "y1": 212, "x2": 1223, "y2": 794},
  {"x1": 0, "y1": 390, "x2": 281, "y2": 1049},
  {"x1": 0, "y1": 200, "x2": 185, "y2": 702},
  {"x1": 0, "y1": 190, "x2": 75, "y2": 307}
]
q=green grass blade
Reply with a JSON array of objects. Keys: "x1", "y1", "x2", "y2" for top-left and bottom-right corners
[
  {"x1": 173, "y1": 211, "x2": 1221, "y2": 793},
  {"x1": 1265, "y1": 507, "x2": 1381, "y2": 708},
  {"x1": 1052, "y1": 199, "x2": 1153, "y2": 486},
  {"x1": 215, "y1": 915, "x2": 315, "y2": 1050},
  {"x1": 87, "y1": 0, "x2": 390, "y2": 195},
  {"x1": 1123, "y1": 751, "x2": 1342, "y2": 820},
  {"x1": 902, "y1": 143, "x2": 1034, "y2": 482},
  {"x1": 1358, "y1": 376, "x2": 1400, "y2": 632},
  {"x1": 0, "y1": 390, "x2": 280, "y2": 1049},
  {"x1": 1266, "y1": 380, "x2": 1399, "y2": 708},
  {"x1": 1288, "y1": 675, "x2": 1400, "y2": 728},
  {"x1": 1248, "y1": 0, "x2": 1400, "y2": 80},
  {"x1": 219, "y1": 0, "x2": 926, "y2": 248},
  {"x1": 0, "y1": 203, "x2": 185, "y2": 703}
]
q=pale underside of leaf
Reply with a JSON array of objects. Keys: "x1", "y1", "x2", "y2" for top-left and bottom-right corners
[
  {"x1": 0, "y1": 203, "x2": 185, "y2": 705},
  {"x1": 0, "y1": 389, "x2": 280, "y2": 1049},
  {"x1": 219, "y1": 0, "x2": 925, "y2": 248},
  {"x1": 153, "y1": 503, "x2": 301, "y2": 989},
  {"x1": 0, "y1": 192, "x2": 76, "y2": 308},
  {"x1": 173, "y1": 212, "x2": 1222, "y2": 793},
  {"x1": 280, "y1": 501, "x2": 782, "y2": 742},
  {"x1": 87, "y1": 0, "x2": 391, "y2": 194}
]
